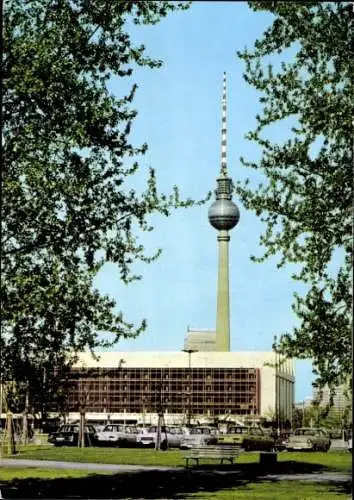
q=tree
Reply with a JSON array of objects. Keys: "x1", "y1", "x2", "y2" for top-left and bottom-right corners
[
  {"x1": 2, "y1": 1, "x2": 202, "y2": 415},
  {"x1": 236, "y1": 2, "x2": 352, "y2": 390}
]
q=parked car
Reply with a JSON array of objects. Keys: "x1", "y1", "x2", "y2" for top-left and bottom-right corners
[
  {"x1": 285, "y1": 428, "x2": 331, "y2": 452},
  {"x1": 327, "y1": 428, "x2": 342, "y2": 440},
  {"x1": 274, "y1": 432, "x2": 292, "y2": 452},
  {"x1": 164, "y1": 426, "x2": 187, "y2": 448},
  {"x1": 95, "y1": 424, "x2": 139, "y2": 447},
  {"x1": 180, "y1": 426, "x2": 218, "y2": 449},
  {"x1": 48, "y1": 424, "x2": 97, "y2": 446},
  {"x1": 136, "y1": 425, "x2": 168, "y2": 449},
  {"x1": 217, "y1": 426, "x2": 275, "y2": 452}
]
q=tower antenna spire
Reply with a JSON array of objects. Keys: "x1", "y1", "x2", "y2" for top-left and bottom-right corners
[
  {"x1": 220, "y1": 71, "x2": 227, "y2": 177},
  {"x1": 208, "y1": 72, "x2": 240, "y2": 352}
]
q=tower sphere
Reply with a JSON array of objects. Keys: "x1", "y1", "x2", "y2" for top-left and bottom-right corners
[{"x1": 208, "y1": 199, "x2": 240, "y2": 230}]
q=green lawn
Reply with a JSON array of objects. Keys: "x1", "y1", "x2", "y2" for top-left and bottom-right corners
[
  {"x1": 188, "y1": 481, "x2": 351, "y2": 499},
  {"x1": 5, "y1": 445, "x2": 352, "y2": 472},
  {"x1": 0, "y1": 449, "x2": 351, "y2": 499},
  {"x1": 0, "y1": 468, "x2": 351, "y2": 499},
  {"x1": 0, "y1": 467, "x2": 98, "y2": 481}
]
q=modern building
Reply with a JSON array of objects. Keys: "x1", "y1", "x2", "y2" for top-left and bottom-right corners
[
  {"x1": 294, "y1": 397, "x2": 313, "y2": 410},
  {"x1": 184, "y1": 328, "x2": 216, "y2": 352},
  {"x1": 64, "y1": 351, "x2": 295, "y2": 425},
  {"x1": 59, "y1": 74, "x2": 295, "y2": 427},
  {"x1": 312, "y1": 383, "x2": 351, "y2": 412}
]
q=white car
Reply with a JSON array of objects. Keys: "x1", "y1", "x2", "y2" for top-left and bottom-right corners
[
  {"x1": 180, "y1": 426, "x2": 218, "y2": 449},
  {"x1": 165, "y1": 426, "x2": 187, "y2": 448},
  {"x1": 136, "y1": 425, "x2": 168, "y2": 448},
  {"x1": 285, "y1": 428, "x2": 331, "y2": 452},
  {"x1": 136, "y1": 425, "x2": 187, "y2": 449},
  {"x1": 96, "y1": 424, "x2": 139, "y2": 447}
]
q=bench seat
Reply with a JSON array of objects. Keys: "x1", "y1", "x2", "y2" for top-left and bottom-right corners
[{"x1": 183, "y1": 444, "x2": 241, "y2": 468}]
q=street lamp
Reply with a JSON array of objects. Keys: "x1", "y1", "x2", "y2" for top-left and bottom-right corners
[
  {"x1": 182, "y1": 349, "x2": 197, "y2": 426},
  {"x1": 273, "y1": 335, "x2": 280, "y2": 435},
  {"x1": 117, "y1": 359, "x2": 126, "y2": 424}
]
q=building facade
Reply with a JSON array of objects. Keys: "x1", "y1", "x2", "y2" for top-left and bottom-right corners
[
  {"x1": 312, "y1": 383, "x2": 351, "y2": 413},
  {"x1": 64, "y1": 351, "x2": 294, "y2": 425},
  {"x1": 184, "y1": 329, "x2": 216, "y2": 352}
]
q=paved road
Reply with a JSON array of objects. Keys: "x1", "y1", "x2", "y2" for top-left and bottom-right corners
[
  {"x1": 0, "y1": 458, "x2": 178, "y2": 473},
  {"x1": 0, "y1": 458, "x2": 351, "y2": 483},
  {"x1": 259, "y1": 472, "x2": 351, "y2": 483}
]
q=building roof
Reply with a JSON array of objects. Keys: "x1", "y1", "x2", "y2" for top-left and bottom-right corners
[{"x1": 76, "y1": 351, "x2": 295, "y2": 378}]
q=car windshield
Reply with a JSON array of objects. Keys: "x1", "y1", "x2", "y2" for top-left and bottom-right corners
[
  {"x1": 60, "y1": 425, "x2": 78, "y2": 432},
  {"x1": 126, "y1": 426, "x2": 138, "y2": 434},
  {"x1": 295, "y1": 429, "x2": 317, "y2": 436},
  {"x1": 190, "y1": 428, "x2": 210, "y2": 435},
  {"x1": 168, "y1": 428, "x2": 183, "y2": 435},
  {"x1": 59, "y1": 425, "x2": 93, "y2": 433},
  {"x1": 228, "y1": 427, "x2": 247, "y2": 434},
  {"x1": 103, "y1": 425, "x2": 124, "y2": 432}
]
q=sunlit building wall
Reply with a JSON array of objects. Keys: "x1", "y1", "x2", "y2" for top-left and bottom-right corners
[{"x1": 64, "y1": 351, "x2": 295, "y2": 425}]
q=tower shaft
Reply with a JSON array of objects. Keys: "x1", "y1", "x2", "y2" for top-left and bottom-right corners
[
  {"x1": 215, "y1": 230, "x2": 231, "y2": 351},
  {"x1": 208, "y1": 73, "x2": 239, "y2": 352}
]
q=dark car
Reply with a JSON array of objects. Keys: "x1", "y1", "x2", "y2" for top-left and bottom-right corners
[
  {"x1": 274, "y1": 432, "x2": 292, "y2": 451},
  {"x1": 48, "y1": 424, "x2": 97, "y2": 446}
]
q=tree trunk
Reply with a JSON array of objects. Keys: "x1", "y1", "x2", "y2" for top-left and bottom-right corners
[{"x1": 78, "y1": 410, "x2": 85, "y2": 448}]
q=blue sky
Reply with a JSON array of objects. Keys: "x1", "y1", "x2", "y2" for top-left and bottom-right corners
[{"x1": 94, "y1": 1, "x2": 315, "y2": 401}]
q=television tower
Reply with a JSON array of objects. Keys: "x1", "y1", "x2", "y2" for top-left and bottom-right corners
[{"x1": 208, "y1": 73, "x2": 240, "y2": 351}]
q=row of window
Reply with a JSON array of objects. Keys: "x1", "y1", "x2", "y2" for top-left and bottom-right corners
[
  {"x1": 71, "y1": 387, "x2": 257, "y2": 397},
  {"x1": 71, "y1": 369, "x2": 258, "y2": 378},
  {"x1": 75, "y1": 405, "x2": 257, "y2": 415},
  {"x1": 74, "y1": 380, "x2": 256, "y2": 391},
  {"x1": 70, "y1": 396, "x2": 256, "y2": 403}
]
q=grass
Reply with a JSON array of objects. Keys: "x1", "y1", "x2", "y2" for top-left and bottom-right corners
[
  {"x1": 187, "y1": 481, "x2": 351, "y2": 499},
  {"x1": 0, "y1": 467, "x2": 351, "y2": 499},
  {"x1": 5, "y1": 444, "x2": 352, "y2": 472},
  {"x1": 7, "y1": 444, "x2": 185, "y2": 466},
  {"x1": 0, "y1": 467, "x2": 98, "y2": 481},
  {"x1": 0, "y1": 447, "x2": 351, "y2": 499}
]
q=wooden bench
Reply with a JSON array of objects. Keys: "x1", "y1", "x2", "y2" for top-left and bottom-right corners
[{"x1": 183, "y1": 445, "x2": 241, "y2": 468}]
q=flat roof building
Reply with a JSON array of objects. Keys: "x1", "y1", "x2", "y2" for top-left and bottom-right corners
[
  {"x1": 184, "y1": 329, "x2": 216, "y2": 352},
  {"x1": 63, "y1": 351, "x2": 295, "y2": 426}
]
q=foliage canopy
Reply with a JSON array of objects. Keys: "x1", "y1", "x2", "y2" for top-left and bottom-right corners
[
  {"x1": 1, "y1": 0, "x2": 200, "y2": 414},
  {"x1": 237, "y1": 1, "x2": 353, "y2": 389}
]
